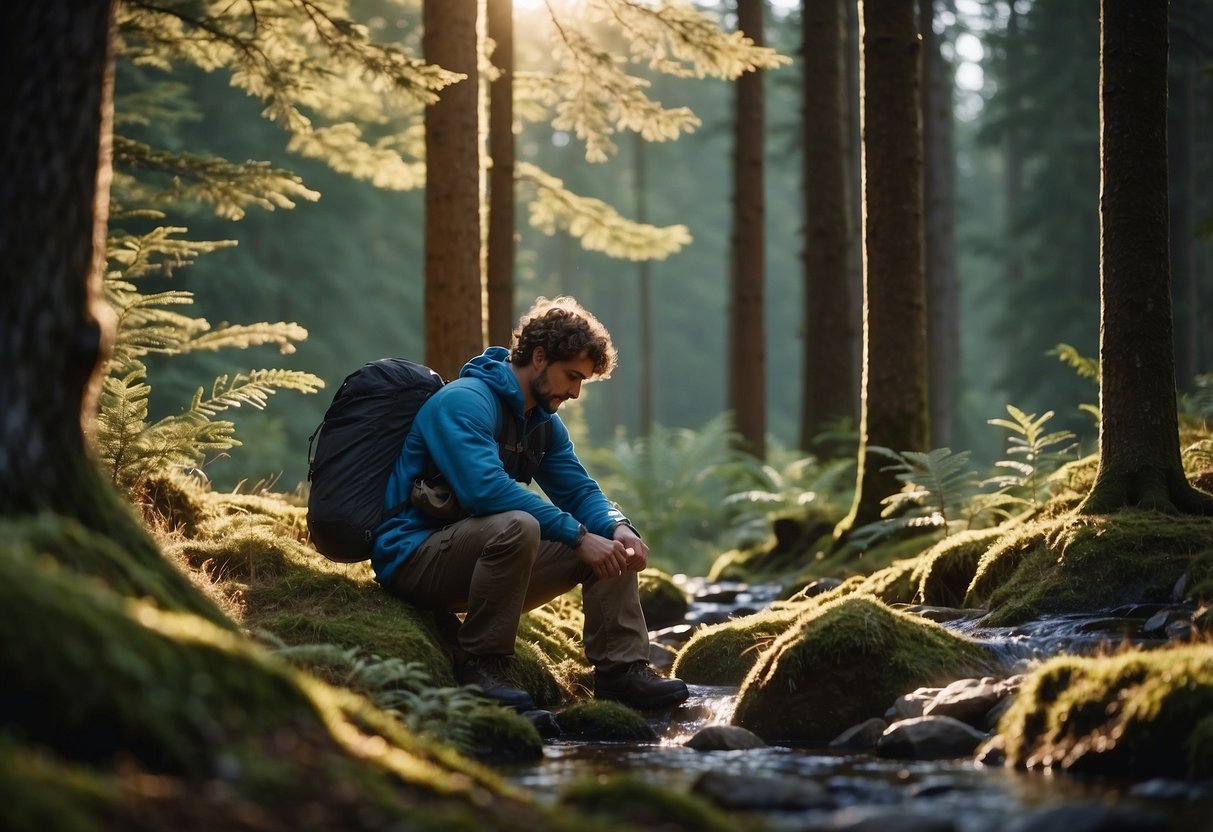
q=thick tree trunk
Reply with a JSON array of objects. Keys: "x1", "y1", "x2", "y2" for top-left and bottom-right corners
[
  {"x1": 728, "y1": 0, "x2": 767, "y2": 459},
  {"x1": 0, "y1": 1, "x2": 176, "y2": 569},
  {"x1": 799, "y1": 0, "x2": 855, "y2": 452},
  {"x1": 920, "y1": 0, "x2": 958, "y2": 450},
  {"x1": 1168, "y1": 59, "x2": 1196, "y2": 385},
  {"x1": 844, "y1": 0, "x2": 864, "y2": 415},
  {"x1": 424, "y1": 0, "x2": 484, "y2": 380},
  {"x1": 0, "y1": 2, "x2": 115, "y2": 510},
  {"x1": 1080, "y1": 0, "x2": 1212, "y2": 515},
  {"x1": 486, "y1": 0, "x2": 515, "y2": 348},
  {"x1": 835, "y1": 0, "x2": 929, "y2": 540}
]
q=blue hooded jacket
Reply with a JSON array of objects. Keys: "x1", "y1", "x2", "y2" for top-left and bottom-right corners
[{"x1": 371, "y1": 346, "x2": 629, "y2": 585}]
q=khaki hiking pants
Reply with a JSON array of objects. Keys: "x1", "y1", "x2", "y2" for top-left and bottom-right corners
[{"x1": 386, "y1": 510, "x2": 650, "y2": 670}]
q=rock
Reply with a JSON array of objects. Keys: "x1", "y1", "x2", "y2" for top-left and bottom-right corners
[
  {"x1": 802, "y1": 577, "x2": 844, "y2": 598},
  {"x1": 638, "y1": 569, "x2": 690, "y2": 630},
  {"x1": 557, "y1": 701, "x2": 657, "y2": 742},
  {"x1": 799, "y1": 807, "x2": 956, "y2": 832},
  {"x1": 903, "y1": 605, "x2": 972, "y2": 623},
  {"x1": 829, "y1": 718, "x2": 888, "y2": 751},
  {"x1": 520, "y1": 709, "x2": 561, "y2": 739},
  {"x1": 1142, "y1": 609, "x2": 1190, "y2": 637},
  {"x1": 981, "y1": 693, "x2": 1016, "y2": 732},
  {"x1": 1001, "y1": 803, "x2": 1170, "y2": 832},
  {"x1": 648, "y1": 641, "x2": 678, "y2": 671},
  {"x1": 651, "y1": 623, "x2": 696, "y2": 647},
  {"x1": 1130, "y1": 778, "x2": 1213, "y2": 800},
  {"x1": 695, "y1": 586, "x2": 741, "y2": 604},
  {"x1": 923, "y1": 677, "x2": 1011, "y2": 726},
  {"x1": 685, "y1": 724, "x2": 766, "y2": 751},
  {"x1": 876, "y1": 716, "x2": 988, "y2": 759},
  {"x1": 892, "y1": 686, "x2": 942, "y2": 720},
  {"x1": 691, "y1": 769, "x2": 835, "y2": 811},
  {"x1": 1164, "y1": 619, "x2": 1192, "y2": 641}
]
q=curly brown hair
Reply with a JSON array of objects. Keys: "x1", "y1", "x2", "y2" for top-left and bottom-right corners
[{"x1": 510, "y1": 296, "x2": 617, "y2": 378}]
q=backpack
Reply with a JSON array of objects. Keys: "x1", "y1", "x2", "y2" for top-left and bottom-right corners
[{"x1": 306, "y1": 357, "x2": 548, "y2": 562}]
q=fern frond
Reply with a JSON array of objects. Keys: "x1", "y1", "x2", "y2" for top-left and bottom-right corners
[
  {"x1": 984, "y1": 404, "x2": 1077, "y2": 508},
  {"x1": 518, "y1": 162, "x2": 691, "y2": 260},
  {"x1": 107, "y1": 225, "x2": 236, "y2": 281},
  {"x1": 190, "y1": 370, "x2": 326, "y2": 418},
  {"x1": 1050, "y1": 342, "x2": 1100, "y2": 383},
  {"x1": 186, "y1": 323, "x2": 311, "y2": 355},
  {"x1": 868, "y1": 445, "x2": 978, "y2": 534},
  {"x1": 96, "y1": 366, "x2": 154, "y2": 485}
]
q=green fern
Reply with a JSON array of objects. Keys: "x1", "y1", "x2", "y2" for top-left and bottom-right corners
[
  {"x1": 98, "y1": 224, "x2": 324, "y2": 490},
  {"x1": 264, "y1": 641, "x2": 485, "y2": 750},
  {"x1": 849, "y1": 447, "x2": 979, "y2": 549},
  {"x1": 983, "y1": 404, "x2": 1077, "y2": 508},
  {"x1": 723, "y1": 448, "x2": 854, "y2": 547}
]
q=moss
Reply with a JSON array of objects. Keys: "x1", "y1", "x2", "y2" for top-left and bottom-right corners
[
  {"x1": 0, "y1": 513, "x2": 231, "y2": 628},
  {"x1": 637, "y1": 568, "x2": 689, "y2": 629},
  {"x1": 461, "y1": 705, "x2": 544, "y2": 762},
  {"x1": 515, "y1": 597, "x2": 593, "y2": 705},
  {"x1": 557, "y1": 701, "x2": 657, "y2": 741},
  {"x1": 0, "y1": 736, "x2": 119, "y2": 832},
  {"x1": 914, "y1": 527, "x2": 1008, "y2": 607},
  {"x1": 965, "y1": 512, "x2": 1213, "y2": 625},
  {"x1": 733, "y1": 595, "x2": 997, "y2": 743},
  {"x1": 672, "y1": 604, "x2": 806, "y2": 685},
  {"x1": 779, "y1": 530, "x2": 940, "y2": 598},
  {"x1": 1000, "y1": 645, "x2": 1213, "y2": 778},
  {"x1": 560, "y1": 775, "x2": 735, "y2": 832}
]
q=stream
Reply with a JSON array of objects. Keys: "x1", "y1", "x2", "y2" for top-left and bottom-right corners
[{"x1": 500, "y1": 578, "x2": 1213, "y2": 832}]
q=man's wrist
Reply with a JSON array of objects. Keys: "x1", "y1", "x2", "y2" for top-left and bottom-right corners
[
  {"x1": 574, "y1": 523, "x2": 587, "y2": 548},
  {"x1": 613, "y1": 519, "x2": 639, "y2": 538}
]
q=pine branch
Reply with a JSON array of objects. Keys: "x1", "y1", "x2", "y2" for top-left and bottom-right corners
[
  {"x1": 190, "y1": 370, "x2": 326, "y2": 418},
  {"x1": 113, "y1": 136, "x2": 320, "y2": 219},
  {"x1": 518, "y1": 162, "x2": 690, "y2": 260}
]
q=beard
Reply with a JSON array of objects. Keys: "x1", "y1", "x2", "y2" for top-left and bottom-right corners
[{"x1": 530, "y1": 367, "x2": 567, "y2": 414}]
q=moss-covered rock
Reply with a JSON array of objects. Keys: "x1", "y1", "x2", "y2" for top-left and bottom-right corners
[
  {"x1": 733, "y1": 596, "x2": 997, "y2": 744},
  {"x1": 914, "y1": 527, "x2": 1009, "y2": 607},
  {"x1": 560, "y1": 775, "x2": 736, "y2": 832},
  {"x1": 671, "y1": 604, "x2": 806, "y2": 685},
  {"x1": 1000, "y1": 645, "x2": 1213, "y2": 778},
  {"x1": 557, "y1": 701, "x2": 657, "y2": 742},
  {"x1": 965, "y1": 512, "x2": 1213, "y2": 625},
  {"x1": 638, "y1": 568, "x2": 689, "y2": 629},
  {"x1": 462, "y1": 705, "x2": 544, "y2": 762}
]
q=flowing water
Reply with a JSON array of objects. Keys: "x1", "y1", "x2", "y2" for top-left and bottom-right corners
[{"x1": 500, "y1": 578, "x2": 1213, "y2": 831}]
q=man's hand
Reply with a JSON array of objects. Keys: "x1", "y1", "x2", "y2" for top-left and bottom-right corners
[
  {"x1": 613, "y1": 524, "x2": 649, "y2": 572},
  {"x1": 576, "y1": 532, "x2": 631, "y2": 579}
]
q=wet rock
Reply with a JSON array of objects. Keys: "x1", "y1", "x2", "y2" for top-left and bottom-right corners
[
  {"x1": 1109, "y1": 603, "x2": 1171, "y2": 619},
  {"x1": 520, "y1": 709, "x2": 562, "y2": 739},
  {"x1": 685, "y1": 724, "x2": 766, "y2": 751},
  {"x1": 876, "y1": 716, "x2": 988, "y2": 759},
  {"x1": 691, "y1": 769, "x2": 835, "y2": 811},
  {"x1": 638, "y1": 569, "x2": 690, "y2": 630},
  {"x1": 799, "y1": 807, "x2": 956, "y2": 832},
  {"x1": 557, "y1": 701, "x2": 657, "y2": 742},
  {"x1": 696, "y1": 586, "x2": 742, "y2": 604},
  {"x1": 829, "y1": 718, "x2": 888, "y2": 751},
  {"x1": 729, "y1": 605, "x2": 759, "y2": 619},
  {"x1": 1142, "y1": 609, "x2": 1190, "y2": 637},
  {"x1": 688, "y1": 609, "x2": 733, "y2": 627},
  {"x1": 923, "y1": 677, "x2": 1014, "y2": 726},
  {"x1": 891, "y1": 686, "x2": 942, "y2": 720},
  {"x1": 903, "y1": 605, "x2": 972, "y2": 623},
  {"x1": 1164, "y1": 619, "x2": 1192, "y2": 641},
  {"x1": 801, "y1": 577, "x2": 844, "y2": 598},
  {"x1": 906, "y1": 777, "x2": 958, "y2": 798},
  {"x1": 651, "y1": 623, "x2": 696, "y2": 647},
  {"x1": 1001, "y1": 803, "x2": 1169, "y2": 832},
  {"x1": 648, "y1": 641, "x2": 678, "y2": 671}
]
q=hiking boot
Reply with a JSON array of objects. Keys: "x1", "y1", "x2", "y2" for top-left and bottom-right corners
[
  {"x1": 594, "y1": 661, "x2": 689, "y2": 710},
  {"x1": 457, "y1": 655, "x2": 534, "y2": 711}
]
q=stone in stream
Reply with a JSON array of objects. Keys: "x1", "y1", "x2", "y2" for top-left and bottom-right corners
[
  {"x1": 691, "y1": 769, "x2": 835, "y2": 811},
  {"x1": 797, "y1": 807, "x2": 957, "y2": 832},
  {"x1": 922, "y1": 676, "x2": 1017, "y2": 726},
  {"x1": 685, "y1": 724, "x2": 766, "y2": 751},
  {"x1": 876, "y1": 715, "x2": 988, "y2": 759},
  {"x1": 829, "y1": 717, "x2": 888, "y2": 751},
  {"x1": 890, "y1": 686, "x2": 944, "y2": 720},
  {"x1": 1001, "y1": 803, "x2": 1169, "y2": 832}
]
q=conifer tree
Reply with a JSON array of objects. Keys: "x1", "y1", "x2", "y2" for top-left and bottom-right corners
[
  {"x1": 1078, "y1": 0, "x2": 1213, "y2": 515},
  {"x1": 799, "y1": 0, "x2": 855, "y2": 450},
  {"x1": 729, "y1": 0, "x2": 768, "y2": 459},
  {"x1": 487, "y1": 0, "x2": 517, "y2": 347},
  {"x1": 834, "y1": 0, "x2": 930, "y2": 542}
]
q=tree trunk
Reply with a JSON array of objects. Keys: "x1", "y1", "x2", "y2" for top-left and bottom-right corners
[
  {"x1": 634, "y1": 133, "x2": 655, "y2": 437},
  {"x1": 1079, "y1": 0, "x2": 1212, "y2": 514},
  {"x1": 835, "y1": 0, "x2": 929, "y2": 540},
  {"x1": 424, "y1": 0, "x2": 484, "y2": 380},
  {"x1": 486, "y1": 0, "x2": 515, "y2": 348},
  {"x1": 1168, "y1": 57, "x2": 1196, "y2": 386},
  {"x1": 844, "y1": 0, "x2": 864, "y2": 416},
  {"x1": 920, "y1": 0, "x2": 958, "y2": 450},
  {"x1": 728, "y1": 0, "x2": 767, "y2": 459},
  {"x1": 799, "y1": 0, "x2": 855, "y2": 452}
]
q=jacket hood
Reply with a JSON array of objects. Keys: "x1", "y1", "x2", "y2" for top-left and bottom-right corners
[{"x1": 460, "y1": 346, "x2": 550, "y2": 423}]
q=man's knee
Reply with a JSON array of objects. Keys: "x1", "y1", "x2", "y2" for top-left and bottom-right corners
[{"x1": 485, "y1": 510, "x2": 541, "y2": 557}]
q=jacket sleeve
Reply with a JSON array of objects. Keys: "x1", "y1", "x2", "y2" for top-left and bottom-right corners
[
  {"x1": 533, "y1": 416, "x2": 630, "y2": 539},
  {"x1": 415, "y1": 383, "x2": 584, "y2": 546}
]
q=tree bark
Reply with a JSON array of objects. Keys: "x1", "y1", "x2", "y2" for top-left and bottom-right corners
[
  {"x1": 1080, "y1": 0, "x2": 1213, "y2": 514},
  {"x1": 424, "y1": 0, "x2": 484, "y2": 380},
  {"x1": 920, "y1": 0, "x2": 958, "y2": 450},
  {"x1": 799, "y1": 0, "x2": 855, "y2": 452},
  {"x1": 835, "y1": 0, "x2": 929, "y2": 540},
  {"x1": 728, "y1": 0, "x2": 767, "y2": 459},
  {"x1": 486, "y1": 0, "x2": 515, "y2": 348},
  {"x1": 634, "y1": 134, "x2": 655, "y2": 437}
]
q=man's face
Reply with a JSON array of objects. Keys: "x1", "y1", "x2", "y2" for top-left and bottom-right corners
[{"x1": 531, "y1": 352, "x2": 595, "y2": 414}]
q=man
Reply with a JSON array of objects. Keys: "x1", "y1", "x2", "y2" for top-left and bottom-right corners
[{"x1": 372, "y1": 296, "x2": 689, "y2": 712}]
